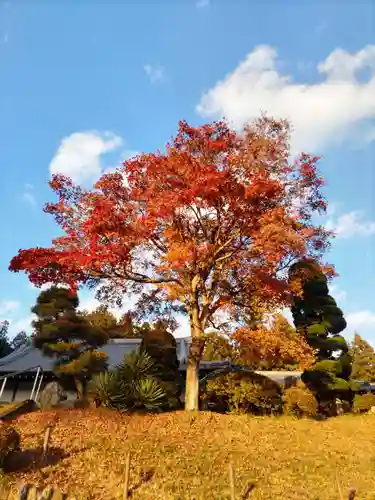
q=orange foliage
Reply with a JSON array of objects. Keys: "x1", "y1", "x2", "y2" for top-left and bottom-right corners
[
  {"x1": 9, "y1": 118, "x2": 331, "y2": 329},
  {"x1": 9, "y1": 117, "x2": 331, "y2": 408},
  {"x1": 233, "y1": 314, "x2": 315, "y2": 371}
]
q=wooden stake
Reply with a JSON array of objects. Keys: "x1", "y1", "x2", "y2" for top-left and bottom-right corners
[
  {"x1": 123, "y1": 451, "x2": 131, "y2": 499},
  {"x1": 335, "y1": 469, "x2": 343, "y2": 500},
  {"x1": 43, "y1": 425, "x2": 53, "y2": 456},
  {"x1": 348, "y1": 489, "x2": 356, "y2": 500},
  {"x1": 241, "y1": 483, "x2": 255, "y2": 499},
  {"x1": 228, "y1": 461, "x2": 235, "y2": 500}
]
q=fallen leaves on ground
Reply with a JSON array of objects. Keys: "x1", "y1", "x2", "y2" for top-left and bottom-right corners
[{"x1": 1, "y1": 408, "x2": 375, "y2": 499}]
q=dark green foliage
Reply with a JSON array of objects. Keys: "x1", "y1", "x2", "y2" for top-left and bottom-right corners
[
  {"x1": 0, "y1": 321, "x2": 12, "y2": 358},
  {"x1": 289, "y1": 260, "x2": 353, "y2": 413},
  {"x1": 87, "y1": 371, "x2": 126, "y2": 410},
  {"x1": 140, "y1": 320, "x2": 183, "y2": 409},
  {"x1": 352, "y1": 392, "x2": 375, "y2": 414},
  {"x1": 350, "y1": 334, "x2": 375, "y2": 382},
  {"x1": 31, "y1": 286, "x2": 109, "y2": 397},
  {"x1": 203, "y1": 372, "x2": 283, "y2": 415},
  {"x1": 283, "y1": 381, "x2": 318, "y2": 418},
  {"x1": 88, "y1": 348, "x2": 166, "y2": 412}
]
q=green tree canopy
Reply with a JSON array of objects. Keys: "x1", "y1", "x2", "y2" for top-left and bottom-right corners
[{"x1": 32, "y1": 286, "x2": 109, "y2": 397}]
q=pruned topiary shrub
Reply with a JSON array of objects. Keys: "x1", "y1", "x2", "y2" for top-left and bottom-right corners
[
  {"x1": 203, "y1": 371, "x2": 283, "y2": 415},
  {"x1": 0, "y1": 425, "x2": 20, "y2": 467},
  {"x1": 283, "y1": 381, "x2": 318, "y2": 418},
  {"x1": 352, "y1": 392, "x2": 375, "y2": 414}
]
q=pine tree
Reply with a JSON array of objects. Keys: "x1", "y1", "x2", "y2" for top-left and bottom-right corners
[
  {"x1": 350, "y1": 333, "x2": 375, "y2": 382},
  {"x1": 289, "y1": 260, "x2": 354, "y2": 414},
  {"x1": 32, "y1": 286, "x2": 109, "y2": 398},
  {"x1": 11, "y1": 330, "x2": 30, "y2": 350},
  {"x1": 0, "y1": 320, "x2": 12, "y2": 358}
]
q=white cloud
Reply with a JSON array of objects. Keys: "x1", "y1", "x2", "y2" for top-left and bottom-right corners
[
  {"x1": 29, "y1": 282, "x2": 69, "y2": 291},
  {"x1": 329, "y1": 284, "x2": 347, "y2": 302},
  {"x1": 326, "y1": 211, "x2": 375, "y2": 238},
  {"x1": 103, "y1": 149, "x2": 139, "y2": 177},
  {"x1": 196, "y1": 0, "x2": 210, "y2": 8},
  {"x1": 21, "y1": 184, "x2": 36, "y2": 206},
  {"x1": 197, "y1": 44, "x2": 375, "y2": 154},
  {"x1": 346, "y1": 311, "x2": 375, "y2": 335},
  {"x1": 143, "y1": 64, "x2": 165, "y2": 84},
  {"x1": 0, "y1": 300, "x2": 20, "y2": 316},
  {"x1": 315, "y1": 21, "x2": 328, "y2": 33},
  {"x1": 49, "y1": 131, "x2": 123, "y2": 185},
  {"x1": 78, "y1": 289, "x2": 136, "y2": 321},
  {"x1": 8, "y1": 314, "x2": 37, "y2": 336}
]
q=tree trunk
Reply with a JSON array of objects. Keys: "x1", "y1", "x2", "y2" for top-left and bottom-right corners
[{"x1": 185, "y1": 336, "x2": 205, "y2": 411}]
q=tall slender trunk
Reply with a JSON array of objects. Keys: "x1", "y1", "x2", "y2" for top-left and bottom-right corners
[{"x1": 185, "y1": 333, "x2": 205, "y2": 411}]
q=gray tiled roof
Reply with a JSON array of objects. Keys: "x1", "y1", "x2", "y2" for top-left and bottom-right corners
[
  {"x1": 0, "y1": 338, "x2": 189, "y2": 374},
  {"x1": 0, "y1": 340, "x2": 303, "y2": 386},
  {"x1": 0, "y1": 340, "x2": 143, "y2": 373}
]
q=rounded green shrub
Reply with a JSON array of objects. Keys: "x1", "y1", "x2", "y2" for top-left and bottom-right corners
[
  {"x1": 352, "y1": 392, "x2": 375, "y2": 414},
  {"x1": 203, "y1": 371, "x2": 283, "y2": 415},
  {"x1": 283, "y1": 381, "x2": 318, "y2": 418}
]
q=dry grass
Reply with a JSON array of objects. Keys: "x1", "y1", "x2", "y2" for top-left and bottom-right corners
[{"x1": 1, "y1": 408, "x2": 375, "y2": 499}]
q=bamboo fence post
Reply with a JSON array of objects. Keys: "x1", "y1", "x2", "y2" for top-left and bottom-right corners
[
  {"x1": 228, "y1": 460, "x2": 235, "y2": 500},
  {"x1": 42, "y1": 425, "x2": 53, "y2": 456},
  {"x1": 123, "y1": 451, "x2": 131, "y2": 499}
]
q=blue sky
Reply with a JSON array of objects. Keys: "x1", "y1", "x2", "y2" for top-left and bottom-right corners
[{"x1": 0, "y1": 1, "x2": 374, "y2": 343}]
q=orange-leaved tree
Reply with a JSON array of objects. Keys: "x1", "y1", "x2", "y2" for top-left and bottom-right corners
[
  {"x1": 234, "y1": 313, "x2": 315, "y2": 371},
  {"x1": 9, "y1": 117, "x2": 331, "y2": 410}
]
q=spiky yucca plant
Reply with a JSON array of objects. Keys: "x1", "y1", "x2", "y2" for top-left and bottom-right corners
[
  {"x1": 88, "y1": 348, "x2": 166, "y2": 412},
  {"x1": 87, "y1": 371, "x2": 126, "y2": 410}
]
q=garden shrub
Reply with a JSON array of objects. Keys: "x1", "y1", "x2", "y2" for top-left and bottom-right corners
[
  {"x1": 203, "y1": 371, "x2": 283, "y2": 415},
  {"x1": 352, "y1": 392, "x2": 375, "y2": 414},
  {"x1": 0, "y1": 425, "x2": 20, "y2": 467},
  {"x1": 283, "y1": 381, "x2": 318, "y2": 418},
  {"x1": 88, "y1": 348, "x2": 166, "y2": 412},
  {"x1": 140, "y1": 322, "x2": 183, "y2": 409}
]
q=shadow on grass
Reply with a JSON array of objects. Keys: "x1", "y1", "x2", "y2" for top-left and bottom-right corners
[
  {"x1": 3, "y1": 446, "x2": 69, "y2": 473},
  {"x1": 128, "y1": 469, "x2": 155, "y2": 497}
]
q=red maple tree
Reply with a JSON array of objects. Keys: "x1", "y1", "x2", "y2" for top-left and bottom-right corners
[{"x1": 10, "y1": 117, "x2": 331, "y2": 410}]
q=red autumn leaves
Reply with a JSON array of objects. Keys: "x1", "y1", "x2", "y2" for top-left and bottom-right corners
[{"x1": 10, "y1": 116, "x2": 331, "y2": 349}]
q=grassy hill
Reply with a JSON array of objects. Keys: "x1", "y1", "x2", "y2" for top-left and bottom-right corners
[{"x1": 2, "y1": 408, "x2": 375, "y2": 499}]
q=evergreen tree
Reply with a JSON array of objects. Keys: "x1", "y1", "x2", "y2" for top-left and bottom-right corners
[
  {"x1": 289, "y1": 260, "x2": 354, "y2": 414},
  {"x1": 0, "y1": 320, "x2": 12, "y2": 358},
  {"x1": 350, "y1": 333, "x2": 375, "y2": 382},
  {"x1": 32, "y1": 286, "x2": 109, "y2": 398},
  {"x1": 11, "y1": 330, "x2": 30, "y2": 350}
]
